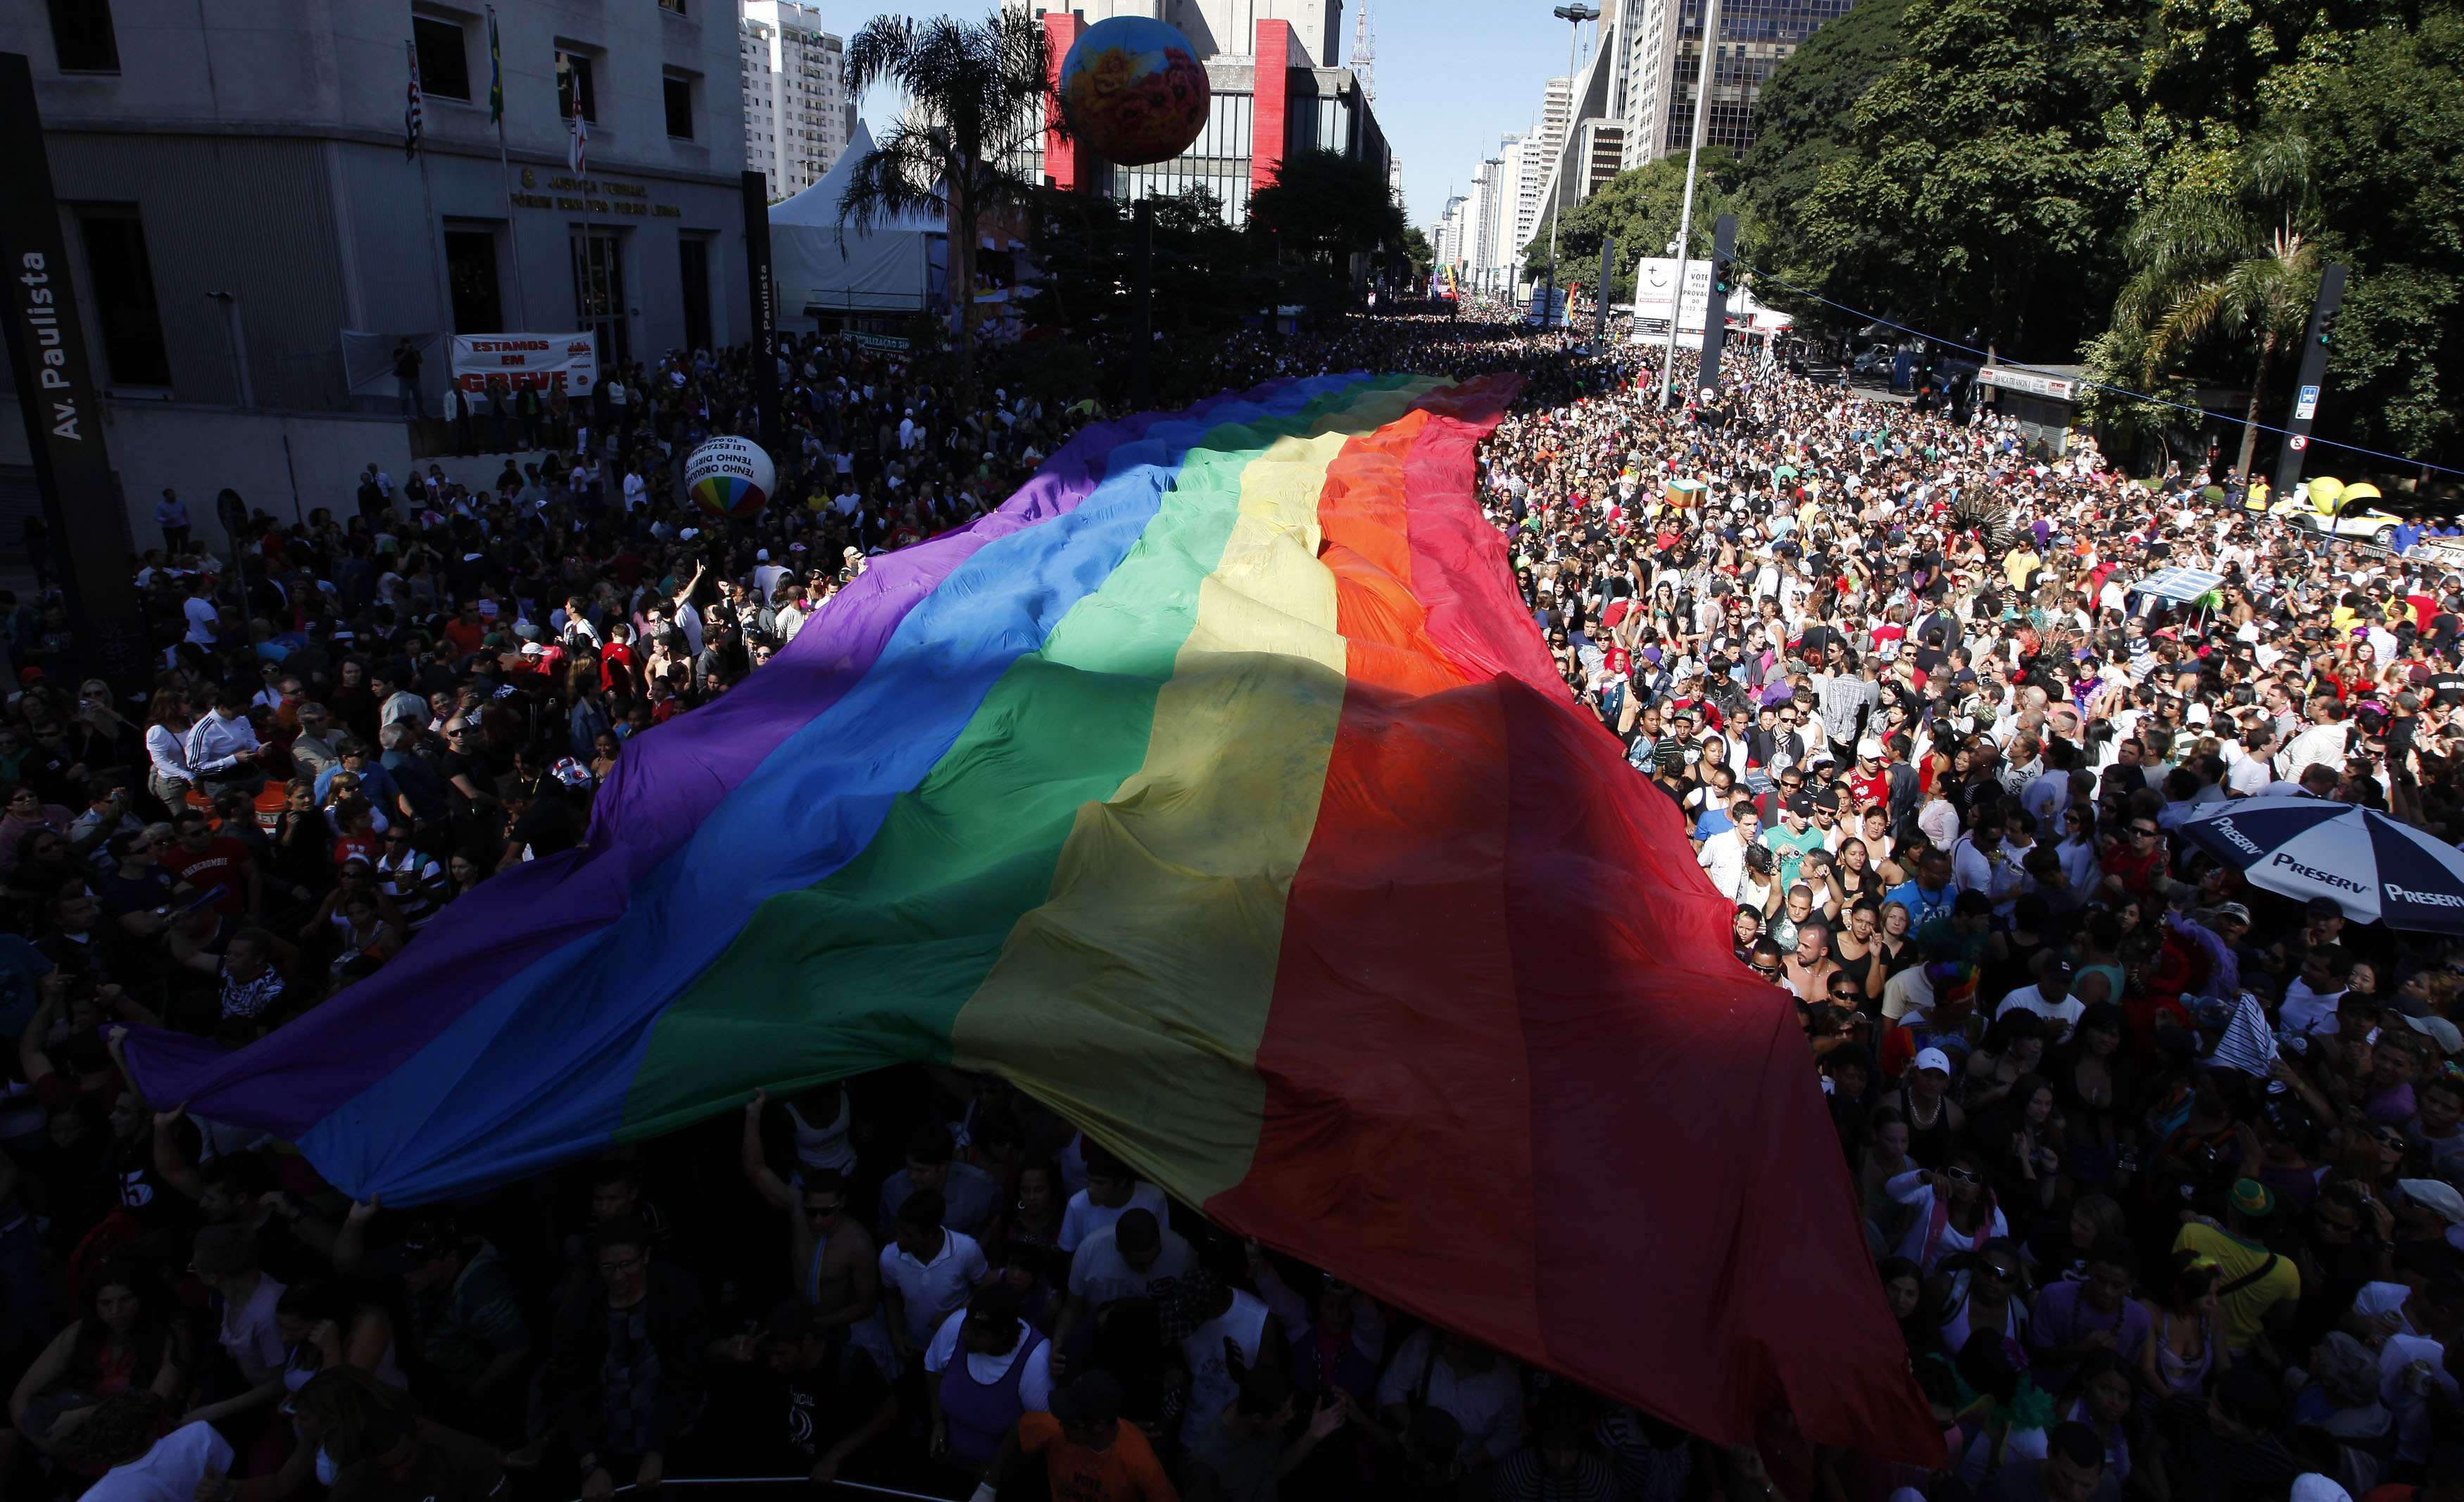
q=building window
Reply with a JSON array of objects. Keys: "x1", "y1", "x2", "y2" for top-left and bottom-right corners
[
  {"x1": 444, "y1": 228, "x2": 504, "y2": 333},
  {"x1": 413, "y1": 14, "x2": 472, "y2": 101},
  {"x1": 48, "y1": 0, "x2": 120, "y2": 72},
  {"x1": 679, "y1": 237, "x2": 712, "y2": 353},
  {"x1": 663, "y1": 73, "x2": 695, "y2": 139},
  {"x1": 660, "y1": 0, "x2": 687, "y2": 11},
  {"x1": 555, "y1": 49, "x2": 596, "y2": 123},
  {"x1": 570, "y1": 228, "x2": 627, "y2": 365},
  {"x1": 75, "y1": 210, "x2": 169, "y2": 386}
]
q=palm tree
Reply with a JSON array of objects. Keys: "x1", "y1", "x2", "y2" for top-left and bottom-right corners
[
  {"x1": 840, "y1": 11, "x2": 1053, "y2": 406},
  {"x1": 2116, "y1": 134, "x2": 2324, "y2": 479}
]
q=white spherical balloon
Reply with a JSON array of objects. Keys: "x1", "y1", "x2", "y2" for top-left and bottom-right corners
[{"x1": 686, "y1": 436, "x2": 775, "y2": 519}]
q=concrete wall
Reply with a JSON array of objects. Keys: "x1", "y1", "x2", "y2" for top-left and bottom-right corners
[{"x1": 0, "y1": 398, "x2": 556, "y2": 549}]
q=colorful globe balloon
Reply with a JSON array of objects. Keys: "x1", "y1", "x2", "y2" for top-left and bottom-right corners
[
  {"x1": 1059, "y1": 17, "x2": 1211, "y2": 168},
  {"x1": 685, "y1": 436, "x2": 774, "y2": 520}
]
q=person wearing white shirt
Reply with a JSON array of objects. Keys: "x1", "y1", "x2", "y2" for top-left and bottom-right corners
[
  {"x1": 2277, "y1": 707, "x2": 2352, "y2": 781},
  {"x1": 2281, "y1": 949, "x2": 2353, "y2": 1037},
  {"x1": 2223, "y1": 728, "x2": 2277, "y2": 795},
  {"x1": 1178, "y1": 1282, "x2": 1271, "y2": 1449},
  {"x1": 1951, "y1": 826, "x2": 2024, "y2": 906},
  {"x1": 1997, "y1": 960, "x2": 2086, "y2": 1042},
  {"x1": 1374, "y1": 1326, "x2": 1526, "y2": 1470},
  {"x1": 1057, "y1": 1164, "x2": 1168, "y2": 1254},
  {"x1": 181, "y1": 579, "x2": 219, "y2": 645},
  {"x1": 1695, "y1": 804, "x2": 1761, "y2": 902},
  {"x1": 73, "y1": 1411, "x2": 234, "y2": 1502},
  {"x1": 1917, "y1": 795, "x2": 1963, "y2": 854},
  {"x1": 145, "y1": 712, "x2": 195, "y2": 808},
  {"x1": 2380, "y1": 1330, "x2": 2457, "y2": 1469},
  {"x1": 876, "y1": 1197, "x2": 988, "y2": 1354}
]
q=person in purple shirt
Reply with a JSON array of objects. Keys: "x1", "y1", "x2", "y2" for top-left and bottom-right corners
[{"x1": 2028, "y1": 1242, "x2": 2149, "y2": 1394}]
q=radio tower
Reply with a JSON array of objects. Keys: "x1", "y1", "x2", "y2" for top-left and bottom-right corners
[{"x1": 1351, "y1": 0, "x2": 1376, "y2": 103}]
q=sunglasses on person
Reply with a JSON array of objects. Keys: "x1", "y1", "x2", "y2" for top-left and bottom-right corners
[
  {"x1": 1750, "y1": 960, "x2": 1783, "y2": 976},
  {"x1": 1942, "y1": 1166, "x2": 1981, "y2": 1185},
  {"x1": 2130, "y1": 825, "x2": 2159, "y2": 838}
]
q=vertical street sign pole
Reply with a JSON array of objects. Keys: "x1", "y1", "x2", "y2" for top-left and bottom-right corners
[
  {"x1": 1594, "y1": 235, "x2": 1614, "y2": 344},
  {"x1": 2270, "y1": 262, "x2": 2346, "y2": 498},
  {"x1": 0, "y1": 52, "x2": 144, "y2": 680},
  {"x1": 1697, "y1": 213, "x2": 1735, "y2": 392},
  {"x1": 741, "y1": 170, "x2": 782, "y2": 455}
]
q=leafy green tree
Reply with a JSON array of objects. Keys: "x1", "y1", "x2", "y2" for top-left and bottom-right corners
[
  {"x1": 1739, "y1": 0, "x2": 1909, "y2": 329},
  {"x1": 841, "y1": 9, "x2": 1052, "y2": 405},
  {"x1": 1247, "y1": 149, "x2": 1407, "y2": 282},
  {"x1": 2114, "y1": 134, "x2": 2324, "y2": 477},
  {"x1": 1825, "y1": 0, "x2": 2149, "y2": 355},
  {"x1": 1399, "y1": 225, "x2": 1436, "y2": 283},
  {"x1": 2301, "y1": 4, "x2": 2464, "y2": 464},
  {"x1": 1523, "y1": 151, "x2": 1756, "y2": 303}
]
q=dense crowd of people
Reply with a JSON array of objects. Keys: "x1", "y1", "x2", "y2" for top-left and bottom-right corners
[{"x1": 1, "y1": 307, "x2": 2461, "y2": 1502}]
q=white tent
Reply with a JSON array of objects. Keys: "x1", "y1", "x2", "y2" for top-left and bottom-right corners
[{"x1": 770, "y1": 122, "x2": 947, "y2": 324}]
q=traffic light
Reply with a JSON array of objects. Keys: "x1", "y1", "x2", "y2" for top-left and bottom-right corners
[
  {"x1": 1712, "y1": 256, "x2": 1733, "y2": 296},
  {"x1": 2317, "y1": 304, "x2": 2340, "y2": 346}
]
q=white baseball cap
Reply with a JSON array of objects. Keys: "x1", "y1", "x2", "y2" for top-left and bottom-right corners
[
  {"x1": 2399, "y1": 1178, "x2": 2464, "y2": 1225},
  {"x1": 1914, "y1": 1047, "x2": 1953, "y2": 1075}
]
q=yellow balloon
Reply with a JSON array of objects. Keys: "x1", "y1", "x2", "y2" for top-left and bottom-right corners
[
  {"x1": 2344, "y1": 481, "x2": 2383, "y2": 503},
  {"x1": 2308, "y1": 477, "x2": 2345, "y2": 514}
]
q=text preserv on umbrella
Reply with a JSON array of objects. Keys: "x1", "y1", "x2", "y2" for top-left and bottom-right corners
[
  {"x1": 2386, "y1": 884, "x2": 2464, "y2": 908},
  {"x1": 2269, "y1": 852, "x2": 2370, "y2": 895}
]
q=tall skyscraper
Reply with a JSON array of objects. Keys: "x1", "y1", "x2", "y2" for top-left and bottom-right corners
[
  {"x1": 1537, "y1": 76, "x2": 1573, "y2": 181},
  {"x1": 741, "y1": 1, "x2": 850, "y2": 201},
  {"x1": 1621, "y1": 0, "x2": 1854, "y2": 168},
  {"x1": 1504, "y1": 132, "x2": 1543, "y2": 268}
]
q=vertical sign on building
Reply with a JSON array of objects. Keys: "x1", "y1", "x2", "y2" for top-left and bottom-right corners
[
  {"x1": 0, "y1": 53, "x2": 144, "y2": 677},
  {"x1": 1041, "y1": 11, "x2": 1083, "y2": 191},
  {"x1": 740, "y1": 170, "x2": 782, "y2": 455},
  {"x1": 1250, "y1": 20, "x2": 1292, "y2": 200}
]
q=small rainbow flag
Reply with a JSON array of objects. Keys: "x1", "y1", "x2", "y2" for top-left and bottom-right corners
[{"x1": 125, "y1": 372, "x2": 1934, "y2": 1458}]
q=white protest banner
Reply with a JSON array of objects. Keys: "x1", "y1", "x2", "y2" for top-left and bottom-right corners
[{"x1": 448, "y1": 333, "x2": 599, "y2": 396}]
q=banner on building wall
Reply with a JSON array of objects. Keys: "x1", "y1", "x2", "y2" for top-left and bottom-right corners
[
  {"x1": 0, "y1": 53, "x2": 144, "y2": 676},
  {"x1": 446, "y1": 333, "x2": 599, "y2": 395}
]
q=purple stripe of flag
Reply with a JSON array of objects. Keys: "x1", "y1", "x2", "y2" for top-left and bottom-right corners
[{"x1": 121, "y1": 377, "x2": 1322, "y2": 1130}]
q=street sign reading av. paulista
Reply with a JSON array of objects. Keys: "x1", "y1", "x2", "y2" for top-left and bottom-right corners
[{"x1": 2295, "y1": 384, "x2": 2320, "y2": 421}]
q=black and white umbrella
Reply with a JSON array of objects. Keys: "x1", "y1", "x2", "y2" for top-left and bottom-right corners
[{"x1": 2177, "y1": 797, "x2": 2464, "y2": 933}]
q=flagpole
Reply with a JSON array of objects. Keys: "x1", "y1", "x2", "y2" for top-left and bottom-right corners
[
  {"x1": 409, "y1": 42, "x2": 449, "y2": 388},
  {"x1": 488, "y1": 6, "x2": 529, "y2": 327}
]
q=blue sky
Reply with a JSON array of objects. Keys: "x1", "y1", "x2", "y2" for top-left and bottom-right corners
[{"x1": 841, "y1": 1, "x2": 1582, "y2": 229}]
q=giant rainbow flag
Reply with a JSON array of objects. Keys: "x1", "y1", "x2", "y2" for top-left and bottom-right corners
[{"x1": 125, "y1": 372, "x2": 1937, "y2": 1460}]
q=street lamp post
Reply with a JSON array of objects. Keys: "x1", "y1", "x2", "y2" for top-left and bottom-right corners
[
  {"x1": 1657, "y1": 0, "x2": 1725, "y2": 408},
  {"x1": 1544, "y1": 2, "x2": 1598, "y2": 333}
]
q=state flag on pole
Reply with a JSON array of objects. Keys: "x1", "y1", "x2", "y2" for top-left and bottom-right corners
[
  {"x1": 404, "y1": 42, "x2": 422, "y2": 160},
  {"x1": 486, "y1": 8, "x2": 503, "y2": 125},
  {"x1": 569, "y1": 96, "x2": 587, "y2": 177}
]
